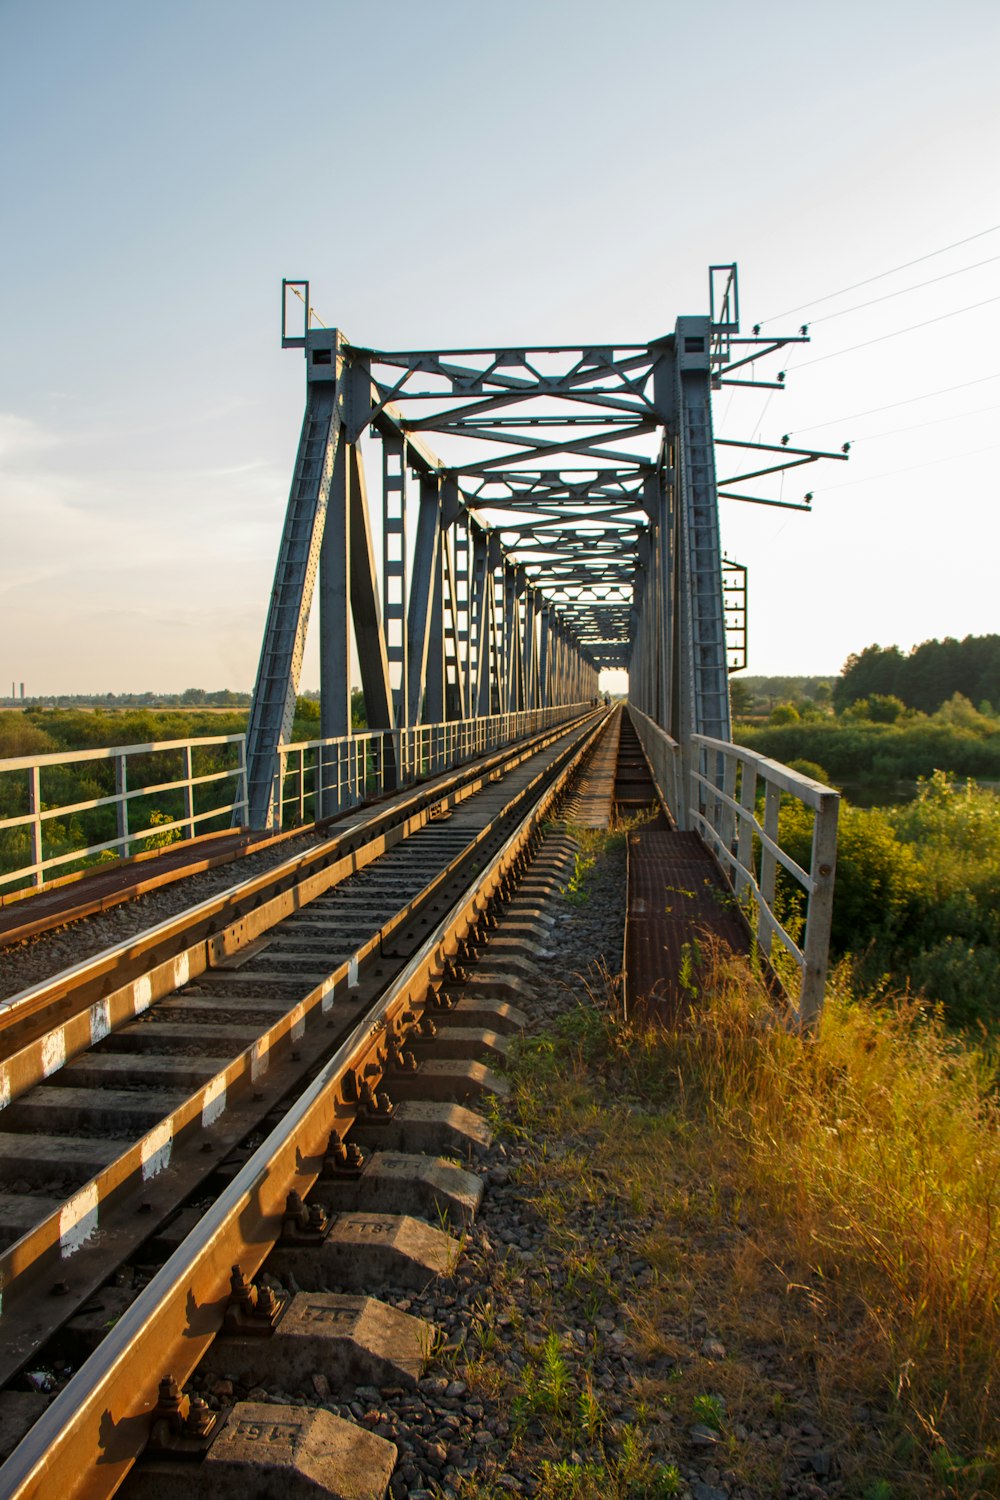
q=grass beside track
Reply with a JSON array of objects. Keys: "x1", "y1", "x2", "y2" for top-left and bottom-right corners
[{"x1": 456, "y1": 841, "x2": 1000, "y2": 1500}]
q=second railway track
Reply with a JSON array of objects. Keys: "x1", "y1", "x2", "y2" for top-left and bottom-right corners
[{"x1": 0, "y1": 706, "x2": 624, "y2": 1500}]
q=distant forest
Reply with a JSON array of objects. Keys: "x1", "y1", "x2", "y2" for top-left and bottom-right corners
[
  {"x1": 731, "y1": 635, "x2": 1000, "y2": 721},
  {"x1": 4, "y1": 634, "x2": 998, "y2": 727},
  {"x1": 0, "y1": 688, "x2": 254, "y2": 710},
  {"x1": 832, "y1": 635, "x2": 1000, "y2": 715}
]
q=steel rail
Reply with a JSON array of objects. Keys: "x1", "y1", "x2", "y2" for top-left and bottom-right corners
[
  {"x1": 0, "y1": 711, "x2": 597, "y2": 1081},
  {"x1": 0, "y1": 706, "x2": 607, "y2": 1500},
  {"x1": 0, "y1": 824, "x2": 307, "y2": 949},
  {"x1": 0, "y1": 714, "x2": 607, "y2": 1384}
]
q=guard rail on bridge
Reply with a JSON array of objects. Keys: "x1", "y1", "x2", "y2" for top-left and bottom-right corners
[
  {"x1": 0, "y1": 703, "x2": 590, "y2": 895},
  {"x1": 1, "y1": 705, "x2": 839, "y2": 1025},
  {"x1": 629, "y1": 706, "x2": 839, "y2": 1027}
]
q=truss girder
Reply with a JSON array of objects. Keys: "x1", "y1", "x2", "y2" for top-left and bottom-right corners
[
  {"x1": 244, "y1": 269, "x2": 835, "y2": 829},
  {"x1": 244, "y1": 371, "x2": 342, "y2": 829}
]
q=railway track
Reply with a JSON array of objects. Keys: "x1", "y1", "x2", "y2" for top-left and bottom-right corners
[{"x1": 0, "y1": 707, "x2": 619, "y2": 1500}]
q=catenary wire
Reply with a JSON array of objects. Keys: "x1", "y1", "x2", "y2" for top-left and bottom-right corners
[
  {"x1": 808, "y1": 253, "x2": 1000, "y2": 325},
  {"x1": 787, "y1": 372, "x2": 1000, "y2": 437},
  {"x1": 796, "y1": 295, "x2": 1000, "y2": 369},
  {"x1": 847, "y1": 400, "x2": 1000, "y2": 444},
  {"x1": 812, "y1": 440, "x2": 1000, "y2": 492},
  {"x1": 759, "y1": 223, "x2": 1000, "y2": 324}
]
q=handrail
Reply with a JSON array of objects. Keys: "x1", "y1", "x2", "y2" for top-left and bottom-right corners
[
  {"x1": 628, "y1": 707, "x2": 839, "y2": 1028},
  {"x1": 273, "y1": 705, "x2": 588, "y2": 825},
  {"x1": 0, "y1": 704, "x2": 592, "y2": 895},
  {"x1": 691, "y1": 733, "x2": 839, "y2": 1028},
  {"x1": 625, "y1": 707, "x2": 682, "y2": 823},
  {"x1": 0, "y1": 733, "x2": 245, "y2": 774},
  {"x1": 0, "y1": 736, "x2": 247, "y2": 892}
]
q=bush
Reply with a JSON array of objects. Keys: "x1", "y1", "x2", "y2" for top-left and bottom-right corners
[
  {"x1": 905, "y1": 939, "x2": 1000, "y2": 1029},
  {"x1": 786, "y1": 759, "x2": 831, "y2": 786},
  {"x1": 778, "y1": 771, "x2": 1000, "y2": 1026},
  {"x1": 0, "y1": 712, "x2": 55, "y2": 758},
  {"x1": 780, "y1": 801, "x2": 920, "y2": 958},
  {"x1": 733, "y1": 718, "x2": 1000, "y2": 787}
]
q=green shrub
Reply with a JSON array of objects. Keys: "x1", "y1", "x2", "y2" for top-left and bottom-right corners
[
  {"x1": 734, "y1": 718, "x2": 1000, "y2": 787},
  {"x1": 780, "y1": 771, "x2": 1000, "y2": 1026},
  {"x1": 0, "y1": 712, "x2": 56, "y2": 758},
  {"x1": 786, "y1": 759, "x2": 831, "y2": 786}
]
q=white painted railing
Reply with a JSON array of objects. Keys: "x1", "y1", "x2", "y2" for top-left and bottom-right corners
[
  {"x1": 627, "y1": 708, "x2": 683, "y2": 825},
  {"x1": 274, "y1": 704, "x2": 591, "y2": 826},
  {"x1": 0, "y1": 736, "x2": 247, "y2": 892},
  {"x1": 0, "y1": 704, "x2": 592, "y2": 896},
  {"x1": 629, "y1": 707, "x2": 839, "y2": 1027}
]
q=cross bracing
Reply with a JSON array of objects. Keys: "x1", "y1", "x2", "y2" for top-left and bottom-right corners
[{"x1": 241, "y1": 267, "x2": 846, "y2": 828}]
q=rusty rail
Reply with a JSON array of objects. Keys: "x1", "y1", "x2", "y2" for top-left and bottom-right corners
[{"x1": 0, "y1": 706, "x2": 606, "y2": 1500}]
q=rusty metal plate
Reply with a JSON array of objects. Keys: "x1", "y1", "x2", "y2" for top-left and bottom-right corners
[{"x1": 625, "y1": 830, "x2": 750, "y2": 1019}]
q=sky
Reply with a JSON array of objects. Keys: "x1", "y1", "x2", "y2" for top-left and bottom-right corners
[{"x1": 1, "y1": 0, "x2": 998, "y2": 696}]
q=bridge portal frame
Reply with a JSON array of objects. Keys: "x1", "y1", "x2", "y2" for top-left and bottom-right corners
[{"x1": 243, "y1": 271, "x2": 845, "y2": 831}]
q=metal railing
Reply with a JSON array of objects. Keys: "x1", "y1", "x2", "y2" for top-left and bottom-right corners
[
  {"x1": 0, "y1": 704, "x2": 592, "y2": 896},
  {"x1": 273, "y1": 704, "x2": 591, "y2": 826},
  {"x1": 0, "y1": 736, "x2": 247, "y2": 893},
  {"x1": 689, "y1": 734, "x2": 839, "y2": 1027},
  {"x1": 627, "y1": 707, "x2": 683, "y2": 825},
  {"x1": 629, "y1": 708, "x2": 839, "y2": 1027}
]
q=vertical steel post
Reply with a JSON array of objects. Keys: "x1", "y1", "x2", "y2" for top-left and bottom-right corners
[
  {"x1": 758, "y1": 782, "x2": 781, "y2": 957},
  {"x1": 538, "y1": 604, "x2": 551, "y2": 708},
  {"x1": 407, "y1": 474, "x2": 442, "y2": 727},
  {"x1": 115, "y1": 754, "x2": 128, "y2": 858},
  {"x1": 675, "y1": 317, "x2": 731, "y2": 745},
  {"x1": 453, "y1": 515, "x2": 471, "y2": 720},
  {"x1": 28, "y1": 764, "x2": 43, "y2": 887},
  {"x1": 800, "y1": 793, "x2": 840, "y2": 1030},
  {"x1": 244, "y1": 328, "x2": 343, "y2": 828},
  {"x1": 235, "y1": 735, "x2": 248, "y2": 825},
  {"x1": 425, "y1": 506, "x2": 446, "y2": 750},
  {"x1": 319, "y1": 439, "x2": 351, "y2": 814},
  {"x1": 183, "y1": 744, "x2": 195, "y2": 841},
  {"x1": 502, "y1": 563, "x2": 518, "y2": 712},
  {"x1": 735, "y1": 758, "x2": 757, "y2": 907},
  {"x1": 469, "y1": 527, "x2": 489, "y2": 719},
  {"x1": 382, "y1": 433, "x2": 408, "y2": 727},
  {"x1": 522, "y1": 584, "x2": 538, "y2": 709}
]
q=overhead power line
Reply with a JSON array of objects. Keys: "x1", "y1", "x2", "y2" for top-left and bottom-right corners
[
  {"x1": 852, "y1": 400, "x2": 1000, "y2": 443},
  {"x1": 815, "y1": 440, "x2": 1000, "y2": 492},
  {"x1": 809, "y1": 253, "x2": 1000, "y2": 325},
  {"x1": 788, "y1": 371, "x2": 1000, "y2": 437},
  {"x1": 796, "y1": 295, "x2": 1000, "y2": 369},
  {"x1": 760, "y1": 222, "x2": 1000, "y2": 324}
]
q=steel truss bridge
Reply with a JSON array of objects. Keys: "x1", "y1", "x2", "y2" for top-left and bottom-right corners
[{"x1": 244, "y1": 265, "x2": 846, "y2": 832}]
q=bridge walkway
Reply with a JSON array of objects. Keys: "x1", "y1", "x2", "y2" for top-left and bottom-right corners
[{"x1": 622, "y1": 714, "x2": 753, "y2": 1018}]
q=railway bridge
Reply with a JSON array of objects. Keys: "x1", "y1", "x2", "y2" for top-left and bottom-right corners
[
  {"x1": 245, "y1": 264, "x2": 844, "y2": 1021},
  {"x1": 0, "y1": 265, "x2": 851, "y2": 1500}
]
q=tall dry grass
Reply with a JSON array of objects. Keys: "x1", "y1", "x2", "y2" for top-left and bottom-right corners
[{"x1": 650, "y1": 947, "x2": 1000, "y2": 1484}]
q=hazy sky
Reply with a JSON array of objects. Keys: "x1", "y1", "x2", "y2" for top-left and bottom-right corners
[{"x1": 2, "y1": 0, "x2": 998, "y2": 694}]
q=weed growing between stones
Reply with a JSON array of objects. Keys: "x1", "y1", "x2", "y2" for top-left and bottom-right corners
[{"x1": 449, "y1": 823, "x2": 1000, "y2": 1498}]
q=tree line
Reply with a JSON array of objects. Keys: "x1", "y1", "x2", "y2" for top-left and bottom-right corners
[{"x1": 833, "y1": 634, "x2": 1000, "y2": 716}]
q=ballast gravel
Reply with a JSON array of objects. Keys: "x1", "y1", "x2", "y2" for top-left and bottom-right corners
[
  {"x1": 180, "y1": 827, "x2": 853, "y2": 1498},
  {"x1": 0, "y1": 829, "x2": 334, "y2": 1000}
]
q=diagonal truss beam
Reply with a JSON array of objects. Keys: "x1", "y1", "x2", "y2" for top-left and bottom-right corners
[{"x1": 242, "y1": 268, "x2": 848, "y2": 829}]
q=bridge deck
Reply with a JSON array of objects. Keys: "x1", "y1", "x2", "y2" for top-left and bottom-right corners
[
  {"x1": 561, "y1": 707, "x2": 621, "y2": 827},
  {"x1": 626, "y1": 828, "x2": 751, "y2": 1016}
]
